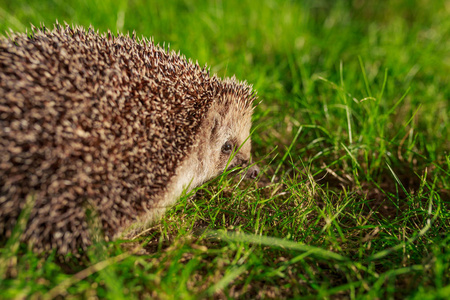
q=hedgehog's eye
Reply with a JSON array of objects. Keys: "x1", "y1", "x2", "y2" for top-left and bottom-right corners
[{"x1": 221, "y1": 141, "x2": 233, "y2": 154}]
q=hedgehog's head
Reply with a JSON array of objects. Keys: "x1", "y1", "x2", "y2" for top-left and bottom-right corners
[
  {"x1": 200, "y1": 79, "x2": 259, "y2": 182},
  {"x1": 169, "y1": 78, "x2": 259, "y2": 202}
]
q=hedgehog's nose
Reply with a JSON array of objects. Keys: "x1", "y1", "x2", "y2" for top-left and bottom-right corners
[{"x1": 245, "y1": 164, "x2": 260, "y2": 180}]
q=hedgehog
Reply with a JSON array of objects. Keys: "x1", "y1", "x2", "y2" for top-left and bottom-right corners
[{"x1": 0, "y1": 23, "x2": 259, "y2": 254}]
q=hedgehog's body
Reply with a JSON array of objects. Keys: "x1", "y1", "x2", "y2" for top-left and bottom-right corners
[{"x1": 0, "y1": 24, "x2": 257, "y2": 254}]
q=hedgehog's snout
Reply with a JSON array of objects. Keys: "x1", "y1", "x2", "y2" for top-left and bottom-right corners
[
  {"x1": 237, "y1": 158, "x2": 260, "y2": 180},
  {"x1": 228, "y1": 157, "x2": 259, "y2": 180},
  {"x1": 245, "y1": 164, "x2": 260, "y2": 180}
]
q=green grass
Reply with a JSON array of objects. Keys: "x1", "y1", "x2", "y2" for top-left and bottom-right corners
[{"x1": 1, "y1": 0, "x2": 449, "y2": 298}]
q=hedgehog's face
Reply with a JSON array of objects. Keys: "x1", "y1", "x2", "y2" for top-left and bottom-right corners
[
  {"x1": 167, "y1": 88, "x2": 258, "y2": 206},
  {"x1": 205, "y1": 97, "x2": 257, "y2": 180},
  {"x1": 211, "y1": 112, "x2": 251, "y2": 171}
]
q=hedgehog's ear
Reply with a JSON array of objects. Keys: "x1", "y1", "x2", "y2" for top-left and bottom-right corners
[{"x1": 210, "y1": 113, "x2": 221, "y2": 139}]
